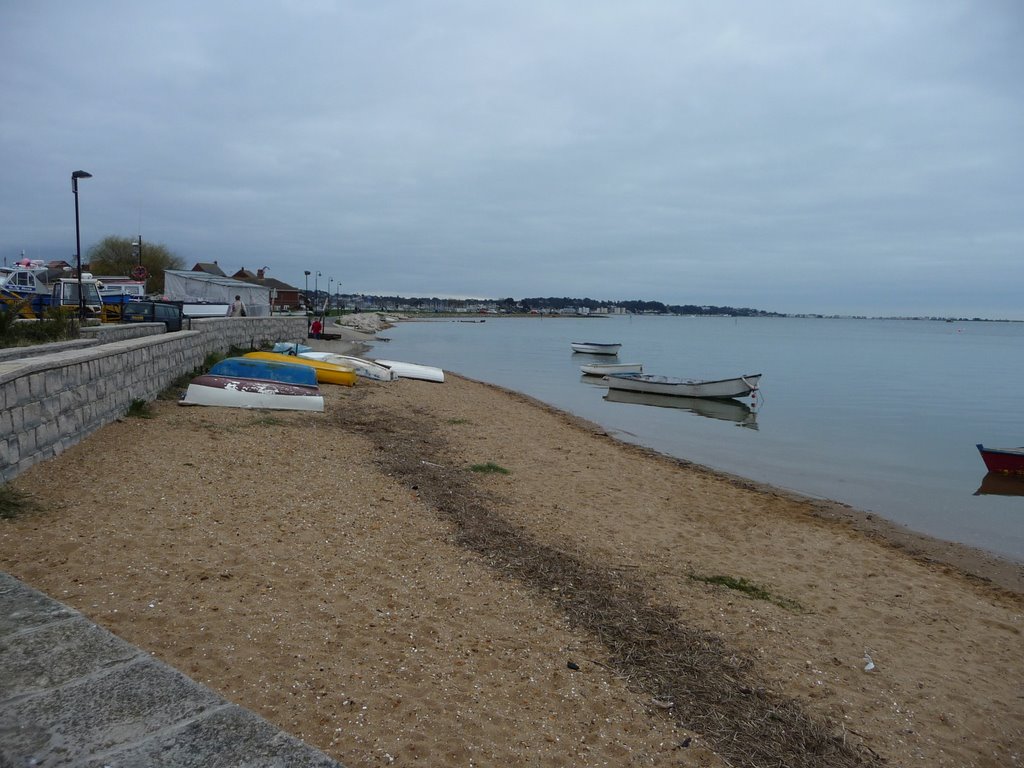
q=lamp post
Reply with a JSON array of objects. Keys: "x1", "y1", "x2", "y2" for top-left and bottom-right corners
[
  {"x1": 71, "y1": 170, "x2": 92, "y2": 320},
  {"x1": 303, "y1": 270, "x2": 311, "y2": 323},
  {"x1": 327, "y1": 277, "x2": 333, "y2": 317},
  {"x1": 314, "y1": 271, "x2": 321, "y2": 314},
  {"x1": 131, "y1": 235, "x2": 143, "y2": 268}
]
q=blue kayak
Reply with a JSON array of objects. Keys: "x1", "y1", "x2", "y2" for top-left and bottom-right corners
[{"x1": 209, "y1": 357, "x2": 319, "y2": 387}]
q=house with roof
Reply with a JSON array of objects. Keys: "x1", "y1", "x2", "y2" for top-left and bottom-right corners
[
  {"x1": 231, "y1": 267, "x2": 301, "y2": 311},
  {"x1": 192, "y1": 261, "x2": 226, "y2": 277}
]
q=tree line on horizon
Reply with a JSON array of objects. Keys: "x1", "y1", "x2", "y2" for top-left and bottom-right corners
[{"x1": 365, "y1": 293, "x2": 782, "y2": 317}]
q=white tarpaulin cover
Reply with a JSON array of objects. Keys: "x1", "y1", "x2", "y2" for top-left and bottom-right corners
[{"x1": 163, "y1": 271, "x2": 271, "y2": 317}]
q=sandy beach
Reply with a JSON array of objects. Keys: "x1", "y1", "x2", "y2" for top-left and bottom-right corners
[{"x1": 2, "y1": 320, "x2": 1022, "y2": 767}]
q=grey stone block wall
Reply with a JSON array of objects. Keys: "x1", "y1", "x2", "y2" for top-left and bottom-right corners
[{"x1": 1, "y1": 316, "x2": 308, "y2": 483}]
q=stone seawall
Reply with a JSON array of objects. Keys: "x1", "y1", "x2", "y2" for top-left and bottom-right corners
[{"x1": 1, "y1": 316, "x2": 307, "y2": 482}]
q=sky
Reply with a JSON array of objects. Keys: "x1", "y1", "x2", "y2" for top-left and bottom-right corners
[{"x1": 1, "y1": 1, "x2": 1022, "y2": 318}]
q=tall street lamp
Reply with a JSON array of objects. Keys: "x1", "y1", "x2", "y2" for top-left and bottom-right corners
[
  {"x1": 327, "y1": 277, "x2": 333, "y2": 316},
  {"x1": 71, "y1": 170, "x2": 92, "y2": 320},
  {"x1": 314, "y1": 271, "x2": 321, "y2": 313},
  {"x1": 132, "y1": 235, "x2": 143, "y2": 267},
  {"x1": 303, "y1": 270, "x2": 311, "y2": 328}
]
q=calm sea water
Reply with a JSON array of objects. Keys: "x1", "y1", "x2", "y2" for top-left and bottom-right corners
[{"x1": 368, "y1": 316, "x2": 1024, "y2": 562}]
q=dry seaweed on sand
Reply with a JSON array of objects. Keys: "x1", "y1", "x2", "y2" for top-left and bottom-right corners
[{"x1": 339, "y1": 392, "x2": 884, "y2": 768}]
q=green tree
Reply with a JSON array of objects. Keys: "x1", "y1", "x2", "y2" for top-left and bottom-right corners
[{"x1": 86, "y1": 236, "x2": 185, "y2": 294}]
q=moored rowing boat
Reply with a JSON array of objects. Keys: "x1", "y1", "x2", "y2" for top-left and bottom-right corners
[
  {"x1": 604, "y1": 372, "x2": 761, "y2": 399},
  {"x1": 976, "y1": 444, "x2": 1024, "y2": 475},
  {"x1": 570, "y1": 341, "x2": 622, "y2": 355},
  {"x1": 580, "y1": 362, "x2": 643, "y2": 376}
]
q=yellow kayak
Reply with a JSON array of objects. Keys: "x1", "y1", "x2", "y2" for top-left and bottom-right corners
[{"x1": 243, "y1": 351, "x2": 357, "y2": 386}]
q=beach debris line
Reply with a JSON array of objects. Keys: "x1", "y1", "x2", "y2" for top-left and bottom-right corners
[{"x1": 339, "y1": 393, "x2": 885, "y2": 768}]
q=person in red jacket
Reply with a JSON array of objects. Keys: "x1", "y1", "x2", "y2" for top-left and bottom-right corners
[{"x1": 309, "y1": 318, "x2": 322, "y2": 339}]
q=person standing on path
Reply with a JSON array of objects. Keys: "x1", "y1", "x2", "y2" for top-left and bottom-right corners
[{"x1": 229, "y1": 295, "x2": 246, "y2": 317}]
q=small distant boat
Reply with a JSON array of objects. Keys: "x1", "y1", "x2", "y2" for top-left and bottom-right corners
[
  {"x1": 243, "y1": 351, "x2": 357, "y2": 386},
  {"x1": 580, "y1": 362, "x2": 642, "y2": 376},
  {"x1": 373, "y1": 359, "x2": 445, "y2": 383},
  {"x1": 603, "y1": 388, "x2": 758, "y2": 429},
  {"x1": 571, "y1": 341, "x2": 622, "y2": 355},
  {"x1": 976, "y1": 444, "x2": 1024, "y2": 475},
  {"x1": 605, "y1": 372, "x2": 761, "y2": 399},
  {"x1": 209, "y1": 357, "x2": 319, "y2": 387},
  {"x1": 180, "y1": 375, "x2": 324, "y2": 411},
  {"x1": 299, "y1": 351, "x2": 398, "y2": 382}
]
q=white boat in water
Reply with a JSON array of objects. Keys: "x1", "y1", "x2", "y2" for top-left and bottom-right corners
[
  {"x1": 604, "y1": 372, "x2": 761, "y2": 399},
  {"x1": 180, "y1": 374, "x2": 325, "y2": 411},
  {"x1": 580, "y1": 362, "x2": 642, "y2": 376},
  {"x1": 570, "y1": 341, "x2": 622, "y2": 355},
  {"x1": 299, "y1": 351, "x2": 398, "y2": 381},
  {"x1": 373, "y1": 359, "x2": 445, "y2": 383}
]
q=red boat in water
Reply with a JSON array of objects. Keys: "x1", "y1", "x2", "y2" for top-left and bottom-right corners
[{"x1": 976, "y1": 444, "x2": 1024, "y2": 475}]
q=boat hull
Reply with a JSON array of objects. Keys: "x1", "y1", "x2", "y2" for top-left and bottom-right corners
[
  {"x1": 580, "y1": 363, "x2": 642, "y2": 376},
  {"x1": 976, "y1": 444, "x2": 1024, "y2": 474},
  {"x1": 373, "y1": 359, "x2": 445, "y2": 383},
  {"x1": 605, "y1": 373, "x2": 761, "y2": 399},
  {"x1": 209, "y1": 357, "x2": 319, "y2": 387},
  {"x1": 243, "y1": 351, "x2": 357, "y2": 386},
  {"x1": 299, "y1": 351, "x2": 398, "y2": 381},
  {"x1": 180, "y1": 375, "x2": 324, "y2": 411},
  {"x1": 570, "y1": 342, "x2": 621, "y2": 355}
]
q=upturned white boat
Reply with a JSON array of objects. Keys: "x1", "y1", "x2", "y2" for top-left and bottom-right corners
[
  {"x1": 570, "y1": 341, "x2": 621, "y2": 355},
  {"x1": 373, "y1": 359, "x2": 445, "y2": 383},
  {"x1": 180, "y1": 374, "x2": 324, "y2": 411},
  {"x1": 580, "y1": 362, "x2": 642, "y2": 376},
  {"x1": 298, "y1": 351, "x2": 398, "y2": 381},
  {"x1": 604, "y1": 372, "x2": 761, "y2": 399}
]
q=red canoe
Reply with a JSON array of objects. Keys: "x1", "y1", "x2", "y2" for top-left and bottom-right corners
[{"x1": 976, "y1": 444, "x2": 1024, "y2": 475}]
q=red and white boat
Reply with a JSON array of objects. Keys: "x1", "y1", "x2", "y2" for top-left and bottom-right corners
[
  {"x1": 976, "y1": 444, "x2": 1024, "y2": 475},
  {"x1": 180, "y1": 374, "x2": 324, "y2": 411}
]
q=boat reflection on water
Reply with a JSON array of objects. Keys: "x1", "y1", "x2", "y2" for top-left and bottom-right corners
[
  {"x1": 974, "y1": 472, "x2": 1024, "y2": 497},
  {"x1": 603, "y1": 387, "x2": 759, "y2": 429}
]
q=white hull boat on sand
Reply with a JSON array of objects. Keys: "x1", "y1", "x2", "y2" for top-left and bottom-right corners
[
  {"x1": 180, "y1": 375, "x2": 324, "y2": 411},
  {"x1": 580, "y1": 362, "x2": 643, "y2": 376},
  {"x1": 373, "y1": 359, "x2": 445, "y2": 383},
  {"x1": 570, "y1": 341, "x2": 621, "y2": 355},
  {"x1": 604, "y1": 372, "x2": 761, "y2": 399},
  {"x1": 298, "y1": 351, "x2": 398, "y2": 381}
]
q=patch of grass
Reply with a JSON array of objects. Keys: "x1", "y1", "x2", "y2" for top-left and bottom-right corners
[
  {"x1": 469, "y1": 462, "x2": 510, "y2": 475},
  {"x1": 250, "y1": 414, "x2": 284, "y2": 426},
  {"x1": 126, "y1": 398, "x2": 153, "y2": 418},
  {"x1": 447, "y1": 418, "x2": 471, "y2": 425},
  {"x1": 0, "y1": 484, "x2": 37, "y2": 520},
  {"x1": 691, "y1": 573, "x2": 804, "y2": 612}
]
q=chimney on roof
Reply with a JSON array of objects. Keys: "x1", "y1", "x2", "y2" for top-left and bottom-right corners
[{"x1": 257, "y1": 268, "x2": 265, "y2": 279}]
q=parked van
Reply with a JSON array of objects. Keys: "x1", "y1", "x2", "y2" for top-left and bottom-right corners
[{"x1": 121, "y1": 301, "x2": 185, "y2": 332}]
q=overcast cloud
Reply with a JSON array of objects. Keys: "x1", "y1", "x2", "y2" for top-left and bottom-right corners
[{"x1": 2, "y1": 1, "x2": 1022, "y2": 317}]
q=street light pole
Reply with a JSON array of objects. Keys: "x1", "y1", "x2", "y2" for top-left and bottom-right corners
[
  {"x1": 315, "y1": 271, "x2": 321, "y2": 314},
  {"x1": 71, "y1": 170, "x2": 92, "y2": 321},
  {"x1": 303, "y1": 270, "x2": 311, "y2": 329},
  {"x1": 327, "y1": 277, "x2": 333, "y2": 317}
]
